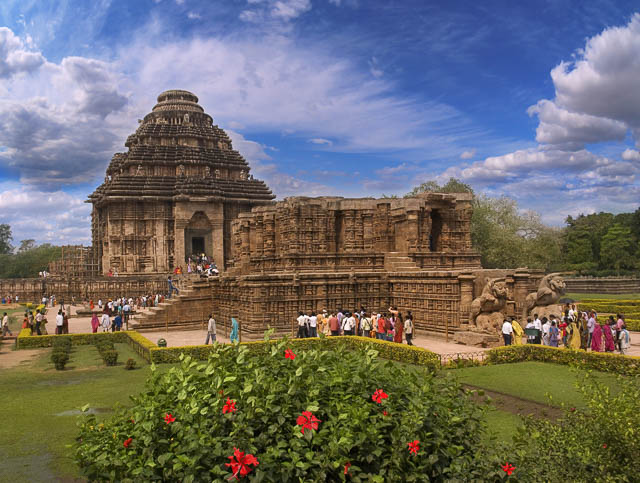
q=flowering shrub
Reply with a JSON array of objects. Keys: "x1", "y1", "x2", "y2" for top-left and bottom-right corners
[{"x1": 75, "y1": 337, "x2": 486, "y2": 481}]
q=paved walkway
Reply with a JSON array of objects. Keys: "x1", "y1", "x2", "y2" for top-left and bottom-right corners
[{"x1": 29, "y1": 304, "x2": 640, "y2": 358}]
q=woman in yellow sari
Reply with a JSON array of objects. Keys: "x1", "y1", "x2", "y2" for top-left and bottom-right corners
[
  {"x1": 568, "y1": 318, "x2": 581, "y2": 349},
  {"x1": 511, "y1": 319, "x2": 524, "y2": 345}
]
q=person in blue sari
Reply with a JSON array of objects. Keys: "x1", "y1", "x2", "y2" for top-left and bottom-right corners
[
  {"x1": 230, "y1": 317, "x2": 239, "y2": 343},
  {"x1": 549, "y1": 320, "x2": 559, "y2": 347}
]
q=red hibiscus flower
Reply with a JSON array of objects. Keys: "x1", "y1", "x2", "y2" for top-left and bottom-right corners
[
  {"x1": 123, "y1": 437, "x2": 132, "y2": 448},
  {"x1": 407, "y1": 440, "x2": 420, "y2": 455},
  {"x1": 371, "y1": 389, "x2": 388, "y2": 404},
  {"x1": 223, "y1": 398, "x2": 237, "y2": 414},
  {"x1": 164, "y1": 413, "x2": 176, "y2": 424},
  {"x1": 296, "y1": 411, "x2": 321, "y2": 434},
  {"x1": 226, "y1": 447, "x2": 259, "y2": 480},
  {"x1": 285, "y1": 348, "x2": 296, "y2": 360},
  {"x1": 383, "y1": 410, "x2": 389, "y2": 416},
  {"x1": 130, "y1": 418, "x2": 135, "y2": 424},
  {"x1": 501, "y1": 462, "x2": 515, "y2": 475},
  {"x1": 344, "y1": 461, "x2": 351, "y2": 475},
  {"x1": 602, "y1": 444, "x2": 607, "y2": 449}
]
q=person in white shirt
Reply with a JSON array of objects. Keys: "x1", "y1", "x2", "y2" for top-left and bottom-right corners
[
  {"x1": 404, "y1": 314, "x2": 414, "y2": 345},
  {"x1": 308, "y1": 312, "x2": 318, "y2": 338},
  {"x1": 618, "y1": 326, "x2": 631, "y2": 355},
  {"x1": 533, "y1": 314, "x2": 542, "y2": 332},
  {"x1": 101, "y1": 312, "x2": 111, "y2": 332},
  {"x1": 205, "y1": 314, "x2": 217, "y2": 344},
  {"x1": 2, "y1": 312, "x2": 12, "y2": 337},
  {"x1": 55, "y1": 310, "x2": 64, "y2": 335},
  {"x1": 501, "y1": 318, "x2": 513, "y2": 346},
  {"x1": 542, "y1": 317, "x2": 551, "y2": 345},
  {"x1": 296, "y1": 312, "x2": 307, "y2": 338}
]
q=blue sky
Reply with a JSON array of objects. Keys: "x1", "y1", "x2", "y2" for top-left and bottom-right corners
[{"x1": 0, "y1": 0, "x2": 639, "y2": 245}]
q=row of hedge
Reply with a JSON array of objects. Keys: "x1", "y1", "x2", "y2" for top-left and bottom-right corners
[
  {"x1": 486, "y1": 344, "x2": 640, "y2": 376},
  {"x1": 147, "y1": 335, "x2": 441, "y2": 369},
  {"x1": 15, "y1": 330, "x2": 153, "y2": 362}
]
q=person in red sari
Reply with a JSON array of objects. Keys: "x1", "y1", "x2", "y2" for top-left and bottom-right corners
[
  {"x1": 393, "y1": 312, "x2": 404, "y2": 343},
  {"x1": 591, "y1": 323, "x2": 603, "y2": 352},
  {"x1": 602, "y1": 322, "x2": 615, "y2": 352}
]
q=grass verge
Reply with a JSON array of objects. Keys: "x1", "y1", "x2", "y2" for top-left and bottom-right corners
[{"x1": 0, "y1": 343, "x2": 150, "y2": 481}]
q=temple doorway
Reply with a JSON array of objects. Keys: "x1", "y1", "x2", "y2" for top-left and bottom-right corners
[
  {"x1": 191, "y1": 236, "x2": 205, "y2": 254},
  {"x1": 184, "y1": 211, "x2": 213, "y2": 260}
]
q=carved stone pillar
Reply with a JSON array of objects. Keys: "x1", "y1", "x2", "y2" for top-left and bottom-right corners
[{"x1": 457, "y1": 272, "x2": 475, "y2": 325}]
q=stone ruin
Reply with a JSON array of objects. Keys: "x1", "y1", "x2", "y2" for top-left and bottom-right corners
[{"x1": 0, "y1": 89, "x2": 559, "y2": 342}]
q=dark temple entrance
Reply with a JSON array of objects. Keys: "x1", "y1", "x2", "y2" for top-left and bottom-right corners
[{"x1": 191, "y1": 236, "x2": 205, "y2": 254}]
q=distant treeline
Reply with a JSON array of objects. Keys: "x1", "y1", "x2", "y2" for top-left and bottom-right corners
[{"x1": 0, "y1": 225, "x2": 62, "y2": 279}]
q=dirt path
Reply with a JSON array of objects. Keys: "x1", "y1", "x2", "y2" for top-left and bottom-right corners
[
  {"x1": 0, "y1": 339, "x2": 43, "y2": 369},
  {"x1": 464, "y1": 384, "x2": 564, "y2": 420}
]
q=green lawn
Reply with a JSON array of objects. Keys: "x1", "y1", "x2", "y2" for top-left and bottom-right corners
[
  {"x1": 451, "y1": 361, "x2": 619, "y2": 408},
  {"x1": 0, "y1": 342, "x2": 152, "y2": 481},
  {"x1": 566, "y1": 292, "x2": 640, "y2": 300},
  {"x1": 482, "y1": 408, "x2": 523, "y2": 443}
]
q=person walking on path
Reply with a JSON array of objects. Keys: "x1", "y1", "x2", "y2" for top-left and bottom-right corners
[
  {"x1": 34, "y1": 310, "x2": 43, "y2": 335},
  {"x1": 549, "y1": 320, "x2": 559, "y2": 347},
  {"x1": 101, "y1": 312, "x2": 111, "y2": 332},
  {"x1": 511, "y1": 319, "x2": 524, "y2": 345},
  {"x1": 90, "y1": 313, "x2": 100, "y2": 333},
  {"x1": 404, "y1": 313, "x2": 414, "y2": 346},
  {"x1": 296, "y1": 312, "x2": 307, "y2": 338},
  {"x1": 591, "y1": 322, "x2": 603, "y2": 352},
  {"x1": 587, "y1": 312, "x2": 596, "y2": 348},
  {"x1": 603, "y1": 320, "x2": 615, "y2": 352},
  {"x1": 618, "y1": 326, "x2": 631, "y2": 355},
  {"x1": 205, "y1": 314, "x2": 217, "y2": 344},
  {"x1": 55, "y1": 310, "x2": 64, "y2": 335},
  {"x1": 2, "y1": 312, "x2": 12, "y2": 337},
  {"x1": 393, "y1": 315, "x2": 404, "y2": 343},
  {"x1": 502, "y1": 318, "x2": 513, "y2": 346},
  {"x1": 230, "y1": 317, "x2": 239, "y2": 343}
]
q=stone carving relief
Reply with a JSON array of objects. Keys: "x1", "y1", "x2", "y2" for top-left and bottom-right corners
[
  {"x1": 239, "y1": 170, "x2": 246, "y2": 180},
  {"x1": 215, "y1": 169, "x2": 221, "y2": 179},
  {"x1": 177, "y1": 164, "x2": 185, "y2": 177},
  {"x1": 205, "y1": 166, "x2": 211, "y2": 178}
]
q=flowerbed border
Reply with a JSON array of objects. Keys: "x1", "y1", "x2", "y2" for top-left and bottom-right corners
[{"x1": 486, "y1": 344, "x2": 640, "y2": 376}]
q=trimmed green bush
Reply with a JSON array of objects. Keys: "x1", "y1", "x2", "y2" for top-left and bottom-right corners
[
  {"x1": 102, "y1": 349, "x2": 118, "y2": 366},
  {"x1": 125, "y1": 358, "x2": 137, "y2": 370},
  {"x1": 51, "y1": 351, "x2": 69, "y2": 370},
  {"x1": 487, "y1": 344, "x2": 640, "y2": 375},
  {"x1": 75, "y1": 339, "x2": 486, "y2": 481}
]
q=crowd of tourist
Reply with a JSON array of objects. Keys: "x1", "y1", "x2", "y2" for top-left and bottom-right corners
[
  {"x1": 501, "y1": 304, "x2": 631, "y2": 355},
  {"x1": 183, "y1": 253, "x2": 219, "y2": 276},
  {"x1": 295, "y1": 307, "x2": 415, "y2": 345}
]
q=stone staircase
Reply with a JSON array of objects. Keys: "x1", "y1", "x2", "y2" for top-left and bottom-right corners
[
  {"x1": 384, "y1": 252, "x2": 420, "y2": 272},
  {"x1": 129, "y1": 278, "x2": 213, "y2": 332}
]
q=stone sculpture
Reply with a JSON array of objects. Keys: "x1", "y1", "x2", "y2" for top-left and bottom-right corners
[
  {"x1": 470, "y1": 277, "x2": 509, "y2": 331},
  {"x1": 523, "y1": 272, "x2": 566, "y2": 319}
]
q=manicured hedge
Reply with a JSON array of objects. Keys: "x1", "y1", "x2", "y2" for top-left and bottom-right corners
[
  {"x1": 15, "y1": 330, "x2": 156, "y2": 362},
  {"x1": 149, "y1": 335, "x2": 441, "y2": 370},
  {"x1": 486, "y1": 344, "x2": 640, "y2": 376},
  {"x1": 16, "y1": 330, "x2": 130, "y2": 349}
]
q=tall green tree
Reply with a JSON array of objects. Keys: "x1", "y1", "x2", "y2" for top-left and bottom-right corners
[
  {"x1": 0, "y1": 224, "x2": 12, "y2": 254},
  {"x1": 600, "y1": 224, "x2": 635, "y2": 274}
]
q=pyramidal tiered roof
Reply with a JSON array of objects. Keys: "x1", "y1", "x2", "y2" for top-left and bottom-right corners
[{"x1": 89, "y1": 90, "x2": 274, "y2": 204}]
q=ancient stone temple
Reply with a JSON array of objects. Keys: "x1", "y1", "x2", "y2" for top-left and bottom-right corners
[{"x1": 88, "y1": 90, "x2": 274, "y2": 275}]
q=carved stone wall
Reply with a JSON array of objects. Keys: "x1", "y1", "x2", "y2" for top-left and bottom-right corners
[
  {"x1": 229, "y1": 194, "x2": 480, "y2": 273},
  {"x1": 0, "y1": 276, "x2": 168, "y2": 303}
]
